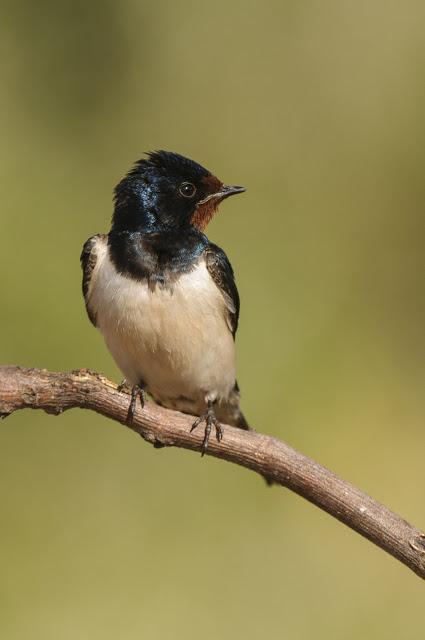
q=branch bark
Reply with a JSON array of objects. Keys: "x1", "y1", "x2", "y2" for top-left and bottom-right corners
[{"x1": 0, "y1": 365, "x2": 424, "y2": 579}]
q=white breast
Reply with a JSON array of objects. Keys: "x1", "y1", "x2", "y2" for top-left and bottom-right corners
[{"x1": 86, "y1": 240, "x2": 236, "y2": 411}]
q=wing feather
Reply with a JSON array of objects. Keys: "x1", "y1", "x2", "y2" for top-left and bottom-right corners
[
  {"x1": 204, "y1": 243, "x2": 240, "y2": 338},
  {"x1": 80, "y1": 234, "x2": 107, "y2": 326}
]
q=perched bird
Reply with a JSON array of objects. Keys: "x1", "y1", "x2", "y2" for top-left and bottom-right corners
[{"x1": 81, "y1": 151, "x2": 248, "y2": 454}]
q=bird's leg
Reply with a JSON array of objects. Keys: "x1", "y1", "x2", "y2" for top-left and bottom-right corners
[
  {"x1": 125, "y1": 382, "x2": 146, "y2": 425},
  {"x1": 190, "y1": 400, "x2": 223, "y2": 456}
]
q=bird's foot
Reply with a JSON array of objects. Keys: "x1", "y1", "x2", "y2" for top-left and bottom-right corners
[
  {"x1": 126, "y1": 384, "x2": 146, "y2": 425},
  {"x1": 117, "y1": 379, "x2": 130, "y2": 393},
  {"x1": 190, "y1": 402, "x2": 223, "y2": 456}
]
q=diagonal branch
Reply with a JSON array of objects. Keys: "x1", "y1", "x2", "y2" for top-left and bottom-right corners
[{"x1": 0, "y1": 365, "x2": 424, "y2": 579}]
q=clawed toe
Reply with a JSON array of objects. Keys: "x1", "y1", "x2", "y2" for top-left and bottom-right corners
[
  {"x1": 126, "y1": 384, "x2": 146, "y2": 424},
  {"x1": 190, "y1": 402, "x2": 223, "y2": 456},
  {"x1": 117, "y1": 379, "x2": 130, "y2": 393},
  {"x1": 215, "y1": 423, "x2": 223, "y2": 442}
]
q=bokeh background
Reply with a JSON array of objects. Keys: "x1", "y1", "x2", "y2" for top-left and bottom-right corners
[{"x1": 1, "y1": 1, "x2": 424, "y2": 638}]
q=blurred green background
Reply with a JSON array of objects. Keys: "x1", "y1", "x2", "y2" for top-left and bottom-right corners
[{"x1": 1, "y1": 1, "x2": 424, "y2": 638}]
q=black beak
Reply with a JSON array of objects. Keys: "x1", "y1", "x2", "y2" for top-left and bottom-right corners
[
  {"x1": 219, "y1": 185, "x2": 246, "y2": 199},
  {"x1": 196, "y1": 184, "x2": 246, "y2": 207}
]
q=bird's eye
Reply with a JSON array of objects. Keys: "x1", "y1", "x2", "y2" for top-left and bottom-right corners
[{"x1": 179, "y1": 182, "x2": 196, "y2": 198}]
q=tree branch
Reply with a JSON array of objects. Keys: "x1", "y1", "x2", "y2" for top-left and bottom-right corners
[{"x1": 0, "y1": 365, "x2": 424, "y2": 579}]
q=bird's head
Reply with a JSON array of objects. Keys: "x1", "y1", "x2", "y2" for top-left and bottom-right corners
[{"x1": 112, "y1": 151, "x2": 245, "y2": 233}]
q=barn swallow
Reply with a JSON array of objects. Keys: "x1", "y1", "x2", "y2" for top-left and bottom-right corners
[{"x1": 81, "y1": 151, "x2": 248, "y2": 455}]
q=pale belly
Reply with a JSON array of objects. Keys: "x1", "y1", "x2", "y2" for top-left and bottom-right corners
[{"x1": 87, "y1": 247, "x2": 236, "y2": 412}]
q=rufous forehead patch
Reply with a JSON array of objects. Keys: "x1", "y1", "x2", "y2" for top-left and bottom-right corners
[{"x1": 201, "y1": 174, "x2": 222, "y2": 192}]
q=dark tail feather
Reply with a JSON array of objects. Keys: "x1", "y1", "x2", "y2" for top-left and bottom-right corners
[
  {"x1": 238, "y1": 410, "x2": 276, "y2": 487},
  {"x1": 233, "y1": 409, "x2": 250, "y2": 431},
  {"x1": 218, "y1": 402, "x2": 276, "y2": 487}
]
